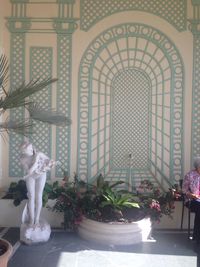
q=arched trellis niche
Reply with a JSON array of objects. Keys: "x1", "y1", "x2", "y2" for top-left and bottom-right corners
[{"x1": 78, "y1": 23, "x2": 184, "y2": 189}]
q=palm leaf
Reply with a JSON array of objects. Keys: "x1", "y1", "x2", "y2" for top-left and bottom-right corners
[
  {"x1": 0, "y1": 78, "x2": 58, "y2": 110},
  {"x1": 27, "y1": 103, "x2": 72, "y2": 126},
  {"x1": 0, "y1": 118, "x2": 34, "y2": 135},
  {"x1": 0, "y1": 54, "x2": 9, "y2": 92}
]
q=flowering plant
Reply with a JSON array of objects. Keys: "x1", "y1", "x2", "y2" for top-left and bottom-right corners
[
  {"x1": 48, "y1": 175, "x2": 175, "y2": 230},
  {"x1": 135, "y1": 180, "x2": 175, "y2": 222},
  {"x1": 5, "y1": 174, "x2": 175, "y2": 230}
]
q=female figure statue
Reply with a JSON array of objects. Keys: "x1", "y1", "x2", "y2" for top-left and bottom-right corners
[{"x1": 20, "y1": 141, "x2": 56, "y2": 227}]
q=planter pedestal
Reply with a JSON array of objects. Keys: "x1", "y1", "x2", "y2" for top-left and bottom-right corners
[
  {"x1": 78, "y1": 217, "x2": 151, "y2": 245},
  {"x1": 0, "y1": 239, "x2": 12, "y2": 267}
]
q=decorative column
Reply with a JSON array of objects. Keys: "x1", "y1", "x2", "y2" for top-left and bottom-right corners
[
  {"x1": 190, "y1": 0, "x2": 200, "y2": 166},
  {"x1": 53, "y1": 0, "x2": 78, "y2": 177},
  {"x1": 6, "y1": 0, "x2": 31, "y2": 177},
  {"x1": 6, "y1": 0, "x2": 78, "y2": 178}
]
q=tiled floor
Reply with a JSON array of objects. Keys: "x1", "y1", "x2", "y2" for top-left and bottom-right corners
[{"x1": 1, "y1": 228, "x2": 200, "y2": 267}]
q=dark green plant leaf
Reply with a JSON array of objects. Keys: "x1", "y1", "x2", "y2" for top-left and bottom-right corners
[
  {"x1": 0, "y1": 54, "x2": 9, "y2": 91},
  {"x1": 0, "y1": 118, "x2": 34, "y2": 135},
  {"x1": 0, "y1": 78, "x2": 58, "y2": 110},
  {"x1": 28, "y1": 103, "x2": 72, "y2": 126}
]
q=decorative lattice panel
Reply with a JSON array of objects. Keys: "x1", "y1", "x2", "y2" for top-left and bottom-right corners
[
  {"x1": 29, "y1": 47, "x2": 53, "y2": 163},
  {"x1": 56, "y1": 35, "x2": 72, "y2": 177},
  {"x1": 9, "y1": 34, "x2": 25, "y2": 177},
  {"x1": 78, "y1": 23, "x2": 184, "y2": 186},
  {"x1": 80, "y1": 0, "x2": 187, "y2": 32},
  {"x1": 112, "y1": 69, "x2": 150, "y2": 169},
  {"x1": 7, "y1": 0, "x2": 76, "y2": 179},
  {"x1": 192, "y1": 37, "x2": 200, "y2": 164}
]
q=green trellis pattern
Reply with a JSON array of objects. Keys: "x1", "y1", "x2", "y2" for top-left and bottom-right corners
[
  {"x1": 80, "y1": 0, "x2": 187, "y2": 32},
  {"x1": 192, "y1": 37, "x2": 200, "y2": 164},
  {"x1": 9, "y1": 34, "x2": 25, "y2": 177},
  {"x1": 56, "y1": 35, "x2": 72, "y2": 177},
  {"x1": 78, "y1": 23, "x2": 184, "y2": 187},
  {"x1": 7, "y1": 0, "x2": 76, "y2": 178},
  {"x1": 29, "y1": 47, "x2": 53, "y2": 164},
  {"x1": 112, "y1": 69, "x2": 150, "y2": 169}
]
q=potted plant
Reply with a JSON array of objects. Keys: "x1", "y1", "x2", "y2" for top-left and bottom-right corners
[
  {"x1": 0, "y1": 239, "x2": 12, "y2": 267},
  {"x1": 4, "y1": 175, "x2": 175, "y2": 245},
  {"x1": 48, "y1": 174, "x2": 175, "y2": 245}
]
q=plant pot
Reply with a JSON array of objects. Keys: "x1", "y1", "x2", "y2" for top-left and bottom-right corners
[
  {"x1": 78, "y1": 217, "x2": 152, "y2": 245},
  {"x1": 0, "y1": 239, "x2": 13, "y2": 267}
]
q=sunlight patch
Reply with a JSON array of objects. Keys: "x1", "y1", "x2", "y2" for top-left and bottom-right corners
[{"x1": 57, "y1": 251, "x2": 197, "y2": 267}]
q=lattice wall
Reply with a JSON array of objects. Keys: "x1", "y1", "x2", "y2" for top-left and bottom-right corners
[
  {"x1": 80, "y1": 0, "x2": 187, "y2": 32},
  {"x1": 112, "y1": 69, "x2": 150, "y2": 169},
  {"x1": 4, "y1": 0, "x2": 189, "y2": 187},
  {"x1": 56, "y1": 35, "x2": 72, "y2": 177},
  {"x1": 78, "y1": 23, "x2": 184, "y2": 188},
  {"x1": 30, "y1": 47, "x2": 53, "y2": 157},
  {"x1": 7, "y1": 0, "x2": 76, "y2": 178},
  {"x1": 9, "y1": 34, "x2": 25, "y2": 177}
]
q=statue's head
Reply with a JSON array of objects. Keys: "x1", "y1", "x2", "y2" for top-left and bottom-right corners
[{"x1": 20, "y1": 141, "x2": 35, "y2": 156}]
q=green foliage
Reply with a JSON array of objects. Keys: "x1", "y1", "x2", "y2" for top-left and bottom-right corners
[
  {"x1": 95, "y1": 173, "x2": 125, "y2": 195},
  {"x1": 4, "y1": 179, "x2": 61, "y2": 207},
  {"x1": 49, "y1": 177, "x2": 85, "y2": 230},
  {"x1": 135, "y1": 180, "x2": 175, "y2": 222},
  {"x1": 0, "y1": 54, "x2": 71, "y2": 137},
  {"x1": 100, "y1": 188, "x2": 140, "y2": 210},
  {"x1": 5, "y1": 175, "x2": 175, "y2": 230},
  {"x1": 3, "y1": 180, "x2": 27, "y2": 206},
  {"x1": 0, "y1": 78, "x2": 58, "y2": 111}
]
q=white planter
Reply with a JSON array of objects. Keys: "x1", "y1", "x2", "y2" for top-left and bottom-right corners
[{"x1": 78, "y1": 217, "x2": 152, "y2": 245}]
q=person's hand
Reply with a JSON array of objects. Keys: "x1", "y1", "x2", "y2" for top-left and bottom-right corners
[
  {"x1": 188, "y1": 192, "x2": 200, "y2": 199},
  {"x1": 191, "y1": 193, "x2": 200, "y2": 199}
]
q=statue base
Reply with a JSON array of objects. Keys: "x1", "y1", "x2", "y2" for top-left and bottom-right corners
[{"x1": 20, "y1": 221, "x2": 51, "y2": 245}]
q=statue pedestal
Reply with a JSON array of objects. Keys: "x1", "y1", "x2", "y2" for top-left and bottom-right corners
[{"x1": 20, "y1": 221, "x2": 51, "y2": 245}]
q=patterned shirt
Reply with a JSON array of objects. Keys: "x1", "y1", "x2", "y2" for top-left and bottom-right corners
[{"x1": 182, "y1": 170, "x2": 200, "y2": 196}]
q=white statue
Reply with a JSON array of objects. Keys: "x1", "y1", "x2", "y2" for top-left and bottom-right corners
[{"x1": 19, "y1": 141, "x2": 57, "y2": 244}]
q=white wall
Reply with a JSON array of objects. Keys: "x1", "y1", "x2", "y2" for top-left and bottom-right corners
[{"x1": 0, "y1": 1, "x2": 194, "y2": 188}]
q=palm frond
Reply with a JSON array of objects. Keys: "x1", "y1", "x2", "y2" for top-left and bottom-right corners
[
  {"x1": 27, "y1": 103, "x2": 72, "y2": 126},
  {"x1": 0, "y1": 118, "x2": 34, "y2": 136},
  {"x1": 0, "y1": 54, "x2": 9, "y2": 94},
  {"x1": 0, "y1": 78, "x2": 58, "y2": 110}
]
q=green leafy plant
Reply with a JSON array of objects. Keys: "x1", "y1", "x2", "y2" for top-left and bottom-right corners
[
  {"x1": 101, "y1": 188, "x2": 139, "y2": 210},
  {"x1": 136, "y1": 180, "x2": 175, "y2": 222},
  {"x1": 48, "y1": 175, "x2": 86, "y2": 230},
  {"x1": 3, "y1": 180, "x2": 27, "y2": 206},
  {"x1": 4, "y1": 175, "x2": 175, "y2": 230}
]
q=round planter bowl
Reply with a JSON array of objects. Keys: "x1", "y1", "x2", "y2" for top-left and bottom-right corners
[
  {"x1": 0, "y1": 239, "x2": 13, "y2": 267},
  {"x1": 78, "y1": 217, "x2": 152, "y2": 245}
]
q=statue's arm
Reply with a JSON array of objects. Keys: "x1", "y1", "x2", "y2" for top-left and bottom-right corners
[{"x1": 23, "y1": 152, "x2": 59, "y2": 178}]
